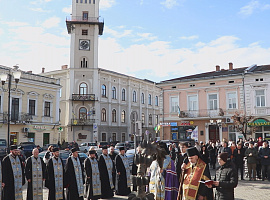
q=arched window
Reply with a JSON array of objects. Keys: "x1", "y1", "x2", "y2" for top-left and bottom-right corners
[
  {"x1": 142, "y1": 113, "x2": 145, "y2": 124},
  {"x1": 79, "y1": 107, "x2": 87, "y2": 120},
  {"x1": 141, "y1": 93, "x2": 145, "y2": 104},
  {"x1": 148, "y1": 114, "x2": 152, "y2": 125},
  {"x1": 148, "y1": 94, "x2": 152, "y2": 105},
  {"x1": 121, "y1": 110, "x2": 125, "y2": 123},
  {"x1": 101, "y1": 108, "x2": 106, "y2": 122},
  {"x1": 122, "y1": 89, "x2": 126, "y2": 101},
  {"x1": 80, "y1": 57, "x2": 88, "y2": 68},
  {"x1": 79, "y1": 83, "x2": 87, "y2": 95},
  {"x1": 112, "y1": 86, "x2": 116, "y2": 99},
  {"x1": 155, "y1": 96, "x2": 158, "y2": 106},
  {"x1": 102, "y1": 85, "x2": 106, "y2": 97},
  {"x1": 133, "y1": 91, "x2": 137, "y2": 102},
  {"x1": 112, "y1": 109, "x2": 117, "y2": 122}
]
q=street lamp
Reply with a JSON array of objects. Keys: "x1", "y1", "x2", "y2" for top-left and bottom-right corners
[{"x1": 0, "y1": 67, "x2": 21, "y2": 148}]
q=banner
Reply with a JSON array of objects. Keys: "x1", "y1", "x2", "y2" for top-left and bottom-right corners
[{"x1": 191, "y1": 126, "x2": 198, "y2": 141}]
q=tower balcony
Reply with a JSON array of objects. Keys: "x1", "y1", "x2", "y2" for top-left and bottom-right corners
[{"x1": 66, "y1": 16, "x2": 104, "y2": 35}]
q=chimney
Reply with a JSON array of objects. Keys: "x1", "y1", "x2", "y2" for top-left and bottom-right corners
[
  {"x1": 42, "y1": 67, "x2": 45, "y2": 73},
  {"x1": 216, "y1": 65, "x2": 220, "y2": 71},
  {"x1": 229, "y1": 62, "x2": 233, "y2": 70},
  {"x1": 61, "y1": 65, "x2": 68, "y2": 70}
]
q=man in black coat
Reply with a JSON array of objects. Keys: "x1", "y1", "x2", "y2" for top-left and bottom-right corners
[
  {"x1": 45, "y1": 147, "x2": 65, "y2": 200},
  {"x1": 233, "y1": 143, "x2": 245, "y2": 180},
  {"x1": 109, "y1": 145, "x2": 118, "y2": 187},
  {"x1": 218, "y1": 141, "x2": 231, "y2": 158},
  {"x1": 2, "y1": 145, "x2": 25, "y2": 200},
  {"x1": 208, "y1": 152, "x2": 238, "y2": 200},
  {"x1": 175, "y1": 142, "x2": 188, "y2": 183},
  {"x1": 25, "y1": 148, "x2": 46, "y2": 200},
  {"x1": 65, "y1": 148, "x2": 84, "y2": 200},
  {"x1": 258, "y1": 141, "x2": 270, "y2": 181}
]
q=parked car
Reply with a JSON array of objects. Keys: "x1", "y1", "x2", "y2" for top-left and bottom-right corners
[
  {"x1": 109, "y1": 141, "x2": 119, "y2": 147},
  {"x1": 0, "y1": 139, "x2": 7, "y2": 159},
  {"x1": 115, "y1": 143, "x2": 125, "y2": 150},
  {"x1": 97, "y1": 141, "x2": 110, "y2": 148},
  {"x1": 19, "y1": 142, "x2": 36, "y2": 158},
  {"x1": 43, "y1": 144, "x2": 59, "y2": 150},
  {"x1": 126, "y1": 149, "x2": 135, "y2": 166},
  {"x1": 79, "y1": 142, "x2": 98, "y2": 153},
  {"x1": 115, "y1": 142, "x2": 134, "y2": 150}
]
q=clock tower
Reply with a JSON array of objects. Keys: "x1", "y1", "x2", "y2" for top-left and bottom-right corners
[{"x1": 66, "y1": 0, "x2": 104, "y2": 69}]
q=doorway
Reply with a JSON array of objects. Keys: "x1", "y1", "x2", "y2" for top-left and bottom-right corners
[
  {"x1": 209, "y1": 125, "x2": 219, "y2": 142},
  {"x1": 43, "y1": 133, "x2": 50, "y2": 146}
]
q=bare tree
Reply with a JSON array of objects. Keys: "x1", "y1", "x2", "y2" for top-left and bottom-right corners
[{"x1": 231, "y1": 112, "x2": 254, "y2": 140}]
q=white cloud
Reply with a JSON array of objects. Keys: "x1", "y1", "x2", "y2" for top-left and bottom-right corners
[
  {"x1": 62, "y1": 5, "x2": 72, "y2": 14},
  {"x1": 0, "y1": 28, "x2": 3, "y2": 35},
  {"x1": 239, "y1": 1, "x2": 260, "y2": 16},
  {"x1": 0, "y1": 21, "x2": 28, "y2": 27},
  {"x1": 42, "y1": 17, "x2": 61, "y2": 28},
  {"x1": 136, "y1": 33, "x2": 158, "y2": 41},
  {"x1": 180, "y1": 35, "x2": 199, "y2": 40},
  {"x1": 105, "y1": 26, "x2": 133, "y2": 38},
  {"x1": 29, "y1": 7, "x2": 50, "y2": 12},
  {"x1": 99, "y1": 35, "x2": 270, "y2": 81},
  {"x1": 161, "y1": 0, "x2": 179, "y2": 9},
  {"x1": 100, "y1": 0, "x2": 116, "y2": 10}
]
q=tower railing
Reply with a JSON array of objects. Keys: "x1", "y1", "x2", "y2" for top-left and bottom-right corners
[{"x1": 66, "y1": 16, "x2": 104, "y2": 23}]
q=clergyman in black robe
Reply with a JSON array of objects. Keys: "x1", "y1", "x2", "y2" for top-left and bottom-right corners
[
  {"x1": 109, "y1": 146, "x2": 118, "y2": 186},
  {"x1": 98, "y1": 146, "x2": 114, "y2": 199},
  {"x1": 25, "y1": 148, "x2": 46, "y2": 200},
  {"x1": 2, "y1": 145, "x2": 26, "y2": 200},
  {"x1": 65, "y1": 148, "x2": 84, "y2": 200},
  {"x1": 45, "y1": 148, "x2": 65, "y2": 200},
  {"x1": 115, "y1": 147, "x2": 131, "y2": 196},
  {"x1": 84, "y1": 150, "x2": 101, "y2": 200}
]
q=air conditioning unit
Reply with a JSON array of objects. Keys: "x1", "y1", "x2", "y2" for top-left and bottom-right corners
[
  {"x1": 226, "y1": 117, "x2": 233, "y2": 123},
  {"x1": 23, "y1": 127, "x2": 30, "y2": 132}
]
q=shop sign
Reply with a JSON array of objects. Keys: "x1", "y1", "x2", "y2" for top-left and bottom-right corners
[
  {"x1": 33, "y1": 125, "x2": 48, "y2": 131},
  {"x1": 180, "y1": 121, "x2": 191, "y2": 126},
  {"x1": 248, "y1": 119, "x2": 270, "y2": 127}
]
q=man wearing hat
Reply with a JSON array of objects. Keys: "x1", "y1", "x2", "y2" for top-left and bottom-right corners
[
  {"x1": 208, "y1": 152, "x2": 238, "y2": 200},
  {"x1": 244, "y1": 141, "x2": 258, "y2": 181},
  {"x1": 98, "y1": 146, "x2": 114, "y2": 198},
  {"x1": 45, "y1": 147, "x2": 65, "y2": 200},
  {"x1": 2, "y1": 145, "x2": 25, "y2": 200},
  {"x1": 177, "y1": 147, "x2": 213, "y2": 200},
  {"x1": 65, "y1": 148, "x2": 84, "y2": 200},
  {"x1": 84, "y1": 149, "x2": 101, "y2": 200},
  {"x1": 25, "y1": 148, "x2": 46, "y2": 200},
  {"x1": 115, "y1": 147, "x2": 131, "y2": 196}
]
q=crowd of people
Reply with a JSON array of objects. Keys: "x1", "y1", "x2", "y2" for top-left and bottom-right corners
[{"x1": 0, "y1": 144, "x2": 131, "y2": 200}]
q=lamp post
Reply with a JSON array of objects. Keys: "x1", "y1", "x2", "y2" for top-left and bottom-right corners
[{"x1": 0, "y1": 67, "x2": 21, "y2": 148}]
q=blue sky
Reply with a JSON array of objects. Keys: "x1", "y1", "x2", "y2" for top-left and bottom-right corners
[{"x1": 0, "y1": 0, "x2": 270, "y2": 82}]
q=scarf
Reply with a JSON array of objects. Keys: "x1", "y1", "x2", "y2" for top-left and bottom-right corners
[
  {"x1": 101, "y1": 154, "x2": 114, "y2": 189},
  {"x1": 119, "y1": 154, "x2": 131, "y2": 187},
  {"x1": 31, "y1": 156, "x2": 43, "y2": 200},
  {"x1": 71, "y1": 156, "x2": 84, "y2": 197},
  {"x1": 52, "y1": 157, "x2": 64, "y2": 200},
  {"x1": 9, "y1": 154, "x2": 23, "y2": 200},
  {"x1": 89, "y1": 157, "x2": 101, "y2": 196}
]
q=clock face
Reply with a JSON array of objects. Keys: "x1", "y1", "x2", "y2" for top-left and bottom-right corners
[{"x1": 79, "y1": 40, "x2": 90, "y2": 51}]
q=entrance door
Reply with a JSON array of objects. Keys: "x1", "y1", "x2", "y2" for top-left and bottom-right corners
[
  {"x1": 43, "y1": 133, "x2": 50, "y2": 146},
  {"x1": 28, "y1": 132, "x2": 35, "y2": 143},
  {"x1": 209, "y1": 125, "x2": 219, "y2": 142}
]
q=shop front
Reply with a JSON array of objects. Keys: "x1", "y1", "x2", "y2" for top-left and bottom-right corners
[
  {"x1": 170, "y1": 121, "x2": 196, "y2": 140},
  {"x1": 248, "y1": 118, "x2": 270, "y2": 140}
]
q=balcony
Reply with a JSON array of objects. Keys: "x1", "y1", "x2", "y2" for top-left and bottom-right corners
[
  {"x1": 71, "y1": 118, "x2": 95, "y2": 126},
  {"x1": 66, "y1": 16, "x2": 104, "y2": 35},
  {"x1": 255, "y1": 107, "x2": 270, "y2": 116},
  {"x1": 72, "y1": 94, "x2": 96, "y2": 101},
  {"x1": 1, "y1": 112, "x2": 33, "y2": 124},
  {"x1": 178, "y1": 108, "x2": 244, "y2": 119}
]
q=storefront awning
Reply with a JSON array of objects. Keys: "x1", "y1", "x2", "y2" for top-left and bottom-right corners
[{"x1": 248, "y1": 118, "x2": 270, "y2": 127}]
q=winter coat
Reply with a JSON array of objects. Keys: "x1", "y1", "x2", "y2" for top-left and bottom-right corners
[
  {"x1": 258, "y1": 147, "x2": 270, "y2": 166},
  {"x1": 245, "y1": 148, "x2": 258, "y2": 164},
  {"x1": 214, "y1": 161, "x2": 238, "y2": 200},
  {"x1": 218, "y1": 146, "x2": 232, "y2": 158},
  {"x1": 233, "y1": 148, "x2": 245, "y2": 165}
]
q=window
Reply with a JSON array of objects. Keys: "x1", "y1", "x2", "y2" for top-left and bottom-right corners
[
  {"x1": 121, "y1": 110, "x2": 125, "y2": 123},
  {"x1": 227, "y1": 92, "x2": 237, "y2": 109},
  {"x1": 79, "y1": 107, "x2": 87, "y2": 120},
  {"x1": 112, "y1": 133, "x2": 116, "y2": 141},
  {"x1": 210, "y1": 82, "x2": 215, "y2": 85},
  {"x1": 29, "y1": 100, "x2": 36, "y2": 115},
  {"x1": 102, "y1": 133, "x2": 106, "y2": 141},
  {"x1": 102, "y1": 85, "x2": 106, "y2": 97},
  {"x1": 80, "y1": 0, "x2": 83, "y2": 3},
  {"x1": 85, "y1": 0, "x2": 87, "y2": 3},
  {"x1": 122, "y1": 89, "x2": 126, "y2": 101},
  {"x1": 133, "y1": 91, "x2": 137, "y2": 102},
  {"x1": 82, "y1": 12, "x2": 88, "y2": 20},
  {"x1": 112, "y1": 86, "x2": 116, "y2": 99},
  {"x1": 208, "y1": 94, "x2": 218, "y2": 110},
  {"x1": 256, "y1": 90, "x2": 265, "y2": 107},
  {"x1": 82, "y1": 29, "x2": 88, "y2": 35},
  {"x1": 122, "y1": 133, "x2": 125, "y2": 142},
  {"x1": 11, "y1": 98, "x2": 19, "y2": 121},
  {"x1": 142, "y1": 113, "x2": 145, "y2": 124},
  {"x1": 148, "y1": 94, "x2": 152, "y2": 105},
  {"x1": 141, "y1": 93, "x2": 145, "y2": 104},
  {"x1": 188, "y1": 95, "x2": 198, "y2": 111},
  {"x1": 93, "y1": 0, "x2": 95, "y2": 4},
  {"x1": 89, "y1": 0, "x2": 91, "y2": 3},
  {"x1": 170, "y1": 96, "x2": 178, "y2": 112},
  {"x1": 44, "y1": 101, "x2": 51, "y2": 117},
  {"x1": 148, "y1": 114, "x2": 153, "y2": 125},
  {"x1": 112, "y1": 109, "x2": 116, "y2": 122},
  {"x1": 228, "y1": 80, "x2": 235, "y2": 83},
  {"x1": 101, "y1": 108, "x2": 106, "y2": 122},
  {"x1": 81, "y1": 57, "x2": 88, "y2": 68},
  {"x1": 155, "y1": 96, "x2": 158, "y2": 106},
  {"x1": 79, "y1": 83, "x2": 87, "y2": 95}
]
